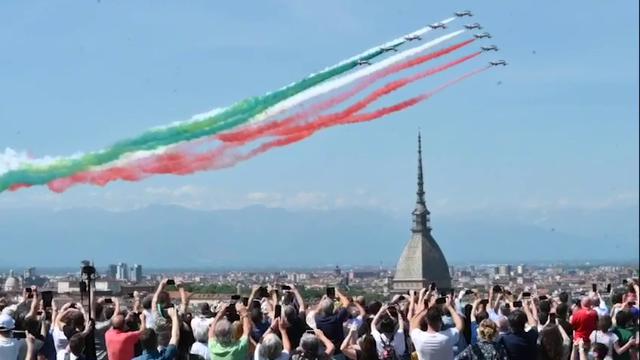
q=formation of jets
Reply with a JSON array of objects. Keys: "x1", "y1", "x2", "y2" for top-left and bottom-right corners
[
  {"x1": 481, "y1": 45, "x2": 499, "y2": 52},
  {"x1": 380, "y1": 46, "x2": 398, "y2": 52},
  {"x1": 428, "y1": 22, "x2": 447, "y2": 30},
  {"x1": 464, "y1": 23, "x2": 482, "y2": 30},
  {"x1": 357, "y1": 60, "x2": 371, "y2": 66},
  {"x1": 474, "y1": 32, "x2": 492, "y2": 39},
  {"x1": 404, "y1": 34, "x2": 422, "y2": 41},
  {"x1": 490, "y1": 60, "x2": 507, "y2": 66},
  {"x1": 454, "y1": 10, "x2": 473, "y2": 17}
]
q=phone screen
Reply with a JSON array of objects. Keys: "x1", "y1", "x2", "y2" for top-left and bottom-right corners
[
  {"x1": 326, "y1": 287, "x2": 335, "y2": 298},
  {"x1": 522, "y1": 292, "x2": 531, "y2": 298},
  {"x1": 13, "y1": 331, "x2": 27, "y2": 339},
  {"x1": 513, "y1": 301, "x2": 523, "y2": 308},
  {"x1": 606, "y1": 284, "x2": 612, "y2": 293},
  {"x1": 41, "y1": 291, "x2": 53, "y2": 308},
  {"x1": 429, "y1": 282, "x2": 437, "y2": 291},
  {"x1": 104, "y1": 298, "x2": 113, "y2": 304},
  {"x1": 592, "y1": 284, "x2": 597, "y2": 292},
  {"x1": 242, "y1": 297, "x2": 249, "y2": 306},
  {"x1": 435, "y1": 297, "x2": 446, "y2": 305},
  {"x1": 166, "y1": 279, "x2": 175, "y2": 286},
  {"x1": 274, "y1": 305, "x2": 282, "y2": 318},
  {"x1": 492, "y1": 285, "x2": 502, "y2": 293},
  {"x1": 281, "y1": 285, "x2": 292, "y2": 291}
]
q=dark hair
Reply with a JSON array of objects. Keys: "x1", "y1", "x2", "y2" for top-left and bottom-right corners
[
  {"x1": 359, "y1": 334, "x2": 380, "y2": 360},
  {"x1": 598, "y1": 315, "x2": 612, "y2": 332},
  {"x1": 539, "y1": 300, "x2": 551, "y2": 314},
  {"x1": 556, "y1": 303, "x2": 569, "y2": 319},
  {"x1": 104, "y1": 307, "x2": 115, "y2": 320},
  {"x1": 615, "y1": 310, "x2": 632, "y2": 328},
  {"x1": 475, "y1": 310, "x2": 489, "y2": 323},
  {"x1": 139, "y1": 328, "x2": 158, "y2": 352},
  {"x1": 462, "y1": 304, "x2": 473, "y2": 345},
  {"x1": 558, "y1": 292, "x2": 569, "y2": 303},
  {"x1": 379, "y1": 316, "x2": 396, "y2": 334},
  {"x1": 250, "y1": 307, "x2": 263, "y2": 324},
  {"x1": 142, "y1": 295, "x2": 153, "y2": 310},
  {"x1": 69, "y1": 333, "x2": 85, "y2": 356},
  {"x1": 367, "y1": 301, "x2": 382, "y2": 316},
  {"x1": 425, "y1": 307, "x2": 443, "y2": 329},
  {"x1": 539, "y1": 312, "x2": 549, "y2": 326},
  {"x1": 592, "y1": 342, "x2": 609, "y2": 360},
  {"x1": 538, "y1": 325, "x2": 564, "y2": 360},
  {"x1": 611, "y1": 292, "x2": 624, "y2": 305},
  {"x1": 508, "y1": 310, "x2": 527, "y2": 332}
]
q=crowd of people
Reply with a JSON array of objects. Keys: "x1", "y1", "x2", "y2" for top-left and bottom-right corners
[{"x1": 0, "y1": 278, "x2": 638, "y2": 360}]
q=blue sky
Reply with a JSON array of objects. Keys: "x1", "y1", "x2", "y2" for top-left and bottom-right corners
[{"x1": 0, "y1": 0, "x2": 638, "y2": 222}]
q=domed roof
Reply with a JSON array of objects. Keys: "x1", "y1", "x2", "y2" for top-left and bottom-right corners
[{"x1": 3, "y1": 270, "x2": 20, "y2": 292}]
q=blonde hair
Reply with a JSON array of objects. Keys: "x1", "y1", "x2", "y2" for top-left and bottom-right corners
[{"x1": 477, "y1": 319, "x2": 499, "y2": 341}]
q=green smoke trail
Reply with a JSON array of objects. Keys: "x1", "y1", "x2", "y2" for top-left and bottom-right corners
[{"x1": 0, "y1": 21, "x2": 456, "y2": 192}]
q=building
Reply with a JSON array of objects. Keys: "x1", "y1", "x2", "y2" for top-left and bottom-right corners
[
  {"x1": 107, "y1": 264, "x2": 118, "y2": 279},
  {"x1": 3, "y1": 270, "x2": 20, "y2": 293},
  {"x1": 498, "y1": 265, "x2": 511, "y2": 277},
  {"x1": 130, "y1": 264, "x2": 143, "y2": 282},
  {"x1": 116, "y1": 262, "x2": 129, "y2": 281},
  {"x1": 392, "y1": 133, "x2": 452, "y2": 292},
  {"x1": 516, "y1": 264, "x2": 524, "y2": 275}
]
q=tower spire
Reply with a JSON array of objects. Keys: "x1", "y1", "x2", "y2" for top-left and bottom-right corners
[{"x1": 412, "y1": 131, "x2": 431, "y2": 233}]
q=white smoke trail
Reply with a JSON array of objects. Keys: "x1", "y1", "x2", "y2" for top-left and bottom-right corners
[{"x1": 248, "y1": 29, "x2": 465, "y2": 125}]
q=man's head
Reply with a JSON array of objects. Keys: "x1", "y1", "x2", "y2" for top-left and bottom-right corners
[
  {"x1": 580, "y1": 296, "x2": 592, "y2": 309},
  {"x1": 284, "y1": 305, "x2": 297, "y2": 325},
  {"x1": 556, "y1": 303, "x2": 569, "y2": 320},
  {"x1": 139, "y1": 329, "x2": 159, "y2": 353},
  {"x1": 424, "y1": 306, "x2": 443, "y2": 331},
  {"x1": 475, "y1": 310, "x2": 489, "y2": 323},
  {"x1": 379, "y1": 315, "x2": 396, "y2": 334},
  {"x1": 497, "y1": 317, "x2": 510, "y2": 333},
  {"x1": 250, "y1": 307, "x2": 263, "y2": 324},
  {"x1": 615, "y1": 309, "x2": 632, "y2": 328},
  {"x1": 597, "y1": 314, "x2": 612, "y2": 332},
  {"x1": 558, "y1": 292, "x2": 569, "y2": 304},
  {"x1": 258, "y1": 333, "x2": 283, "y2": 360},
  {"x1": 319, "y1": 299, "x2": 334, "y2": 316},
  {"x1": 507, "y1": 310, "x2": 527, "y2": 332},
  {"x1": 199, "y1": 303, "x2": 214, "y2": 318},
  {"x1": 214, "y1": 319, "x2": 234, "y2": 346},
  {"x1": 111, "y1": 314, "x2": 126, "y2": 331},
  {"x1": 141, "y1": 295, "x2": 153, "y2": 310}
]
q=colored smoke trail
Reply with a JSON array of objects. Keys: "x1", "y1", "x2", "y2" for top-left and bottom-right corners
[
  {"x1": 2, "y1": 21, "x2": 459, "y2": 193},
  {"x1": 46, "y1": 65, "x2": 489, "y2": 192},
  {"x1": 246, "y1": 30, "x2": 465, "y2": 126},
  {"x1": 218, "y1": 38, "x2": 476, "y2": 144}
]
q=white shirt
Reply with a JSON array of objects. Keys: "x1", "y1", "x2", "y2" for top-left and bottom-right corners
[
  {"x1": 0, "y1": 336, "x2": 25, "y2": 360},
  {"x1": 52, "y1": 326, "x2": 70, "y2": 360},
  {"x1": 191, "y1": 341, "x2": 212, "y2": 360},
  {"x1": 410, "y1": 328, "x2": 459, "y2": 360},
  {"x1": 372, "y1": 329, "x2": 406, "y2": 358},
  {"x1": 589, "y1": 330, "x2": 618, "y2": 360}
]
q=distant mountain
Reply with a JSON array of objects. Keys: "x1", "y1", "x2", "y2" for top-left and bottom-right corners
[{"x1": 0, "y1": 204, "x2": 637, "y2": 268}]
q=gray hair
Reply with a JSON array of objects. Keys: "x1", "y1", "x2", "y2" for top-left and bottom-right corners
[
  {"x1": 319, "y1": 299, "x2": 334, "y2": 316},
  {"x1": 259, "y1": 334, "x2": 284, "y2": 360},
  {"x1": 214, "y1": 319, "x2": 235, "y2": 347},
  {"x1": 192, "y1": 318, "x2": 209, "y2": 343},
  {"x1": 298, "y1": 333, "x2": 320, "y2": 358}
]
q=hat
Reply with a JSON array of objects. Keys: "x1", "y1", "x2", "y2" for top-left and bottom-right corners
[{"x1": 0, "y1": 313, "x2": 15, "y2": 331}]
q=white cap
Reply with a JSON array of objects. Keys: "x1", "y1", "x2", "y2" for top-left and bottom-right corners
[{"x1": 0, "y1": 313, "x2": 15, "y2": 331}]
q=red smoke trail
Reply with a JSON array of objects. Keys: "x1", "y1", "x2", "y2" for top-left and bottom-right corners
[
  {"x1": 217, "y1": 39, "x2": 475, "y2": 144},
  {"x1": 47, "y1": 66, "x2": 489, "y2": 193}
]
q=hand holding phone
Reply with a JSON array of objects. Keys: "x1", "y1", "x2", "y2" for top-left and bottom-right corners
[
  {"x1": 435, "y1": 297, "x2": 447, "y2": 305},
  {"x1": 326, "y1": 287, "x2": 336, "y2": 299},
  {"x1": 166, "y1": 279, "x2": 175, "y2": 286},
  {"x1": 513, "y1": 300, "x2": 523, "y2": 308}
]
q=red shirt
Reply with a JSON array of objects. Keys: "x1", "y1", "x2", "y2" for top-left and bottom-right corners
[
  {"x1": 571, "y1": 308, "x2": 598, "y2": 343},
  {"x1": 105, "y1": 328, "x2": 141, "y2": 360}
]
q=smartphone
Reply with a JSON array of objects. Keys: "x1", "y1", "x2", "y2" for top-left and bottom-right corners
[
  {"x1": 12, "y1": 331, "x2": 27, "y2": 339},
  {"x1": 513, "y1": 301, "x2": 523, "y2": 308},
  {"x1": 230, "y1": 295, "x2": 241, "y2": 303},
  {"x1": 274, "y1": 305, "x2": 282, "y2": 318},
  {"x1": 522, "y1": 292, "x2": 531, "y2": 298},
  {"x1": 69, "y1": 303, "x2": 77, "y2": 309},
  {"x1": 25, "y1": 288, "x2": 32, "y2": 293},
  {"x1": 623, "y1": 279, "x2": 628, "y2": 285},
  {"x1": 504, "y1": 290, "x2": 512, "y2": 296},
  {"x1": 281, "y1": 285, "x2": 292, "y2": 291},
  {"x1": 539, "y1": 295, "x2": 548, "y2": 301},
  {"x1": 435, "y1": 297, "x2": 447, "y2": 305},
  {"x1": 492, "y1": 285, "x2": 502, "y2": 293},
  {"x1": 606, "y1": 284, "x2": 612, "y2": 293},
  {"x1": 592, "y1": 284, "x2": 597, "y2": 292},
  {"x1": 166, "y1": 279, "x2": 175, "y2": 286},
  {"x1": 305, "y1": 329, "x2": 316, "y2": 335},
  {"x1": 326, "y1": 287, "x2": 336, "y2": 299},
  {"x1": 429, "y1": 282, "x2": 437, "y2": 291},
  {"x1": 464, "y1": 289, "x2": 475, "y2": 296},
  {"x1": 41, "y1": 291, "x2": 53, "y2": 308},
  {"x1": 104, "y1": 298, "x2": 113, "y2": 304},
  {"x1": 241, "y1": 297, "x2": 249, "y2": 306},
  {"x1": 480, "y1": 299, "x2": 489, "y2": 306},
  {"x1": 127, "y1": 292, "x2": 135, "y2": 299}
]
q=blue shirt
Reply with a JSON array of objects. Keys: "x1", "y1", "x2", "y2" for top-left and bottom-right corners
[{"x1": 133, "y1": 344, "x2": 178, "y2": 360}]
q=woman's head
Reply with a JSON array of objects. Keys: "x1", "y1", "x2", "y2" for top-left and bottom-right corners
[
  {"x1": 539, "y1": 325, "x2": 564, "y2": 360},
  {"x1": 615, "y1": 310, "x2": 632, "y2": 328},
  {"x1": 477, "y1": 319, "x2": 499, "y2": 342},
  {"x1": 259, "y1": 334, "x2": 284, "y2": 360},
  {"x1": 379, "y1": 316, "x2": 396, "y2": 334},
  {"x1": 592, "y1": 343, "x2": 609, "y2": 360},
  {"x1": 358, "y1": 334, "x2": 379, "y2": 360}
]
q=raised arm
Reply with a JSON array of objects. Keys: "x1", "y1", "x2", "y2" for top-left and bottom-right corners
[
  {"x1": 411, "y1": 307, "x2": 428, "y2": 330},
  {"x1": 315, "y1": 329, "x2": 335, "y2": 356},
  {"x1": 285, "y1": 283, "x2": 304, "y2": 312},
  {"x1": 113, "y1": 297, "x2": 121, "y2": 320},
  {"x1": 336, "y1": 288, "x2": 351, "y2": 309},
  {"x1": 152, "y1": 279, "x2": 168, "y2": 313},
  {"x1": 340, "y1": 327, "x2": 359, "y2": 360},
  {"x1": 209, "y1": 304, "x2": 228, "y2": 340},
  {"x1": 278, "y1": 317, "x2": 292, "y2": 353},
  {"x1": 447, "y1": 295, "x2": 464, "y2": 332},
  {"x1": 408, "y1": 290, "x2": 416, "y2": 320},
  {"x1": 523, "y1": 299, "x2": 538, "y2": 328},
  {"x1": 168, "y1": 307, "x2": 181, "y2": 346},
  {"x1": 25, "y1": 290, "x2": 39, "y2": 319},
  {"x1": 248, "y1": 285, "x2": 260, "y2": 305},
  {"x1": 470, "y1": 298, "x2": 481, "y2": 323},
  {"x1": 372, "y1": 305, "x2": 388, "y2": 327},
  {"x1": 238, "y1": 302, "x2": 252, "y2": 339},
  {"x1": 177, "y1": 282, "x2": 189, "y2": 314}
]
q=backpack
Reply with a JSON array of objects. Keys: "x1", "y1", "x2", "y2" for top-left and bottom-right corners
[{"x1": 380, "y1": 334, "x2": 397, "y2": 360}]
